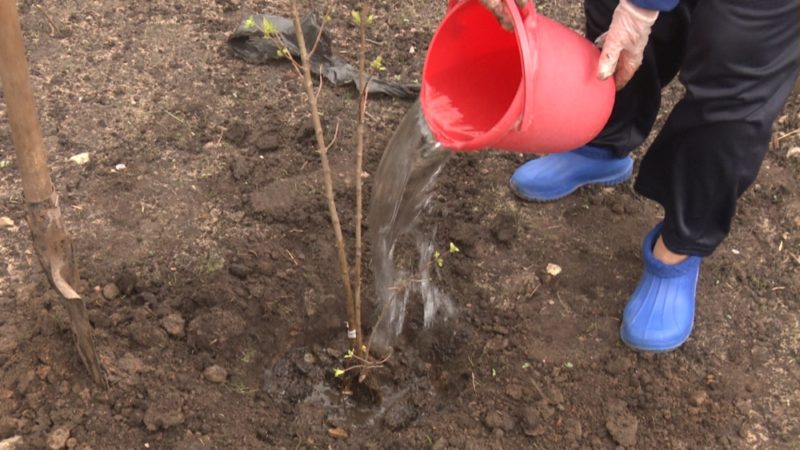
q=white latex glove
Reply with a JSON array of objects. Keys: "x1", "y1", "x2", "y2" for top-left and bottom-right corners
[
  {"x1": 595, "y1": 0, "x2": 658, "y2": 89},
  {"x1": 475, "y1": 0, "x2": 529, "y2": 31}
]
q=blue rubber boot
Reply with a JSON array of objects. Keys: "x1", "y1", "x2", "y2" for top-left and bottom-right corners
[
  {"x1": 509, "y1": 145, "x2": 634, "y2": 202},
  {"x1": 620, "y1": 223, "x2": 702, "y2": 352}
]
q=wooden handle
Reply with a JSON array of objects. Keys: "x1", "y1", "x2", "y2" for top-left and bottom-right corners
[{"x1": 0, "y1": 0, "x2": 53, "y2": 203}]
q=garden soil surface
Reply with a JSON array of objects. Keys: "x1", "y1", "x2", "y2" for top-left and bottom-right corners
[{"x1": 2, "y1": 0, "x2": 800, "y2": 449}]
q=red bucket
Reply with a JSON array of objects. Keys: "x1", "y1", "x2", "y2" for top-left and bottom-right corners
[{"x1": 420, "y1": 0, "x2": 615, "y2": 153}]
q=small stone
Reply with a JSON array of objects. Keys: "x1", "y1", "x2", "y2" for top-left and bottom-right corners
[
  {"x1": 546, "y1": 263, "x2": 562, "y2": 277},
  {"x1": 102, "y1": 283, "x2": 120, "y2": 300},
  {"x1": 161, "y1": 314, "x2": 186, "y2": 338},
  {"x1": 689, "y1": 390, "x2": 709, "y2": 407},
  {"x1": 0, "y1": 217, "x2": 14, "y2": 228},
  {"x1": 484, "y1": 410, "x2": 515, "y2": 432},
  {"x1": 327, "y1": 427, "x2": 348, "y2": 439},
  {"x1": 68, "y1": 153, "x2": 90, "y2": 165},
  {"x1": 228, "y1": 264, "x2": 250, "y2": 279},
  {"x1": 303, "y1": 353, "x2": 316, "y2": 365},
  {"x1": 66, "y1": 438, "x2": 77, "y2": 448},
  {"x1": 47, "y1": 426, "x2": 70, "y2": 449},
  {"x1": 0, "y1": 436, "x2": 22, "y2": 450},
  {"x1": 204, "y1": 365, "x2": 227, "y2": 384},
  {"x1": 787, "y1": 146, "x2": 800, "y2": 159}
]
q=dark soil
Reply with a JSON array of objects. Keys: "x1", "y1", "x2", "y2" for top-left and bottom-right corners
[{"x1": 2, "y1": 0, "x2": 800, "y2": 449}]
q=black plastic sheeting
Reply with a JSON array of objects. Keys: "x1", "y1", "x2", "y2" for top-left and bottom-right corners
[{"x1": 227, "y1": 14, "x2": 419, "y2": 99}]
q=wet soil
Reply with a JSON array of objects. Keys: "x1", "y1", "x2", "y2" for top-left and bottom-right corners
[{"x1": 1, "y1": 0, "x2": 799, "y2": 449}]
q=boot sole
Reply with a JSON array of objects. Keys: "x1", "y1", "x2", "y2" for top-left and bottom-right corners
[
  {"x1": 509, "y1": 164, "x2": 633, "y2": 203},
  {"x1": 620, "y1": 324, "x2": 693, "y2": 353}
]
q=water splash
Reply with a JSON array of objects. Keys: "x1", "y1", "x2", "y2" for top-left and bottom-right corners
[{"x1": 367, "y1": 100, "x2": 454, "y2": 354}]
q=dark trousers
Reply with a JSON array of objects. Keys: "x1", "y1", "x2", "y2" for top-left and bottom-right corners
[{"x1": 586, "y1": 0, "x2": 800, "y2": 256}]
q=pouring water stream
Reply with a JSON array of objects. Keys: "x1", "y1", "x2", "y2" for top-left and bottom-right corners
[{"x1": 367, "y1": 100, "x2": 455, "y2": 353}]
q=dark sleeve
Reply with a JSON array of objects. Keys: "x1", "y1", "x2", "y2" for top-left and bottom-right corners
[{"x1": 629, "y1": 0, "x2": 678, "y2": 11}]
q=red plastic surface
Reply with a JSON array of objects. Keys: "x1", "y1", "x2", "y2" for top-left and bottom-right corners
[{"x1": 421, "y1": 0, "x2": 615, "y2": 153}]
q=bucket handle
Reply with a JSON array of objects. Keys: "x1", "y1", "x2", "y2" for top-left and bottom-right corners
[
  {"x1": 444, "y1": 0, "x2": 538, "y2": 130},
  {"x1": 504, "y1": 0, "x2": 538, "y2": 131}
]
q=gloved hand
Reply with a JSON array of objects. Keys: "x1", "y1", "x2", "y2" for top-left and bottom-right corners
[
  {"x1": 595, "y1": 0, "x2": 658, "y2": 89},
  {"x1": 474, "y1": 0, "x2": 529, "y2": 31}
]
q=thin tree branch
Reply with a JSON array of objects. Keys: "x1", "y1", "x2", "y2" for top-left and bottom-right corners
[
  {"x1": 290, "y1": 0, "x2": 358, "y2": 350},
  {"x1": 353, "y1": 3, "x2": 369, "y2": 358}
]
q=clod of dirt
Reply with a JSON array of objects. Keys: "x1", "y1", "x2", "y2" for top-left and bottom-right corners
[
  {"x1": 174, "y1": 432, "x2": 211, "y2": 450},
  {"x1": 521, "y1": 401, "x2": 554, "y2": 436},
  {"x1": 0, "y1": 417, "x2": 21, "y2": 440},
  {"x1": 483, "y1": 410, "x2": 515, "y2": 433},
  {"x1": 431, "y1": 437, "x2": 448, "y2": 450},
  {"x1": 253, "y1": 131, "x2": 280, "y2": 153},
  {"x1": 0, "y1": 336, "x2": 17, "y2": 356},
  {"x1": 490, "y1": 212, "x2": 517, "y2": 244},
  {"x1": 46, "y1": 426, "x2": 70, "y2": 450},
  {"x1": 117, "y1": 353, "x2": 145, "y2": 374},
  {"x1": 295, "y1": 117, "x2": 317, "y2": 143},
  {"x1": 161, "y1": 314, "x2": 186, "y2": 338},
  {"x1": 228, "y1": 264, "x2": 251, "y2": 279},
  {"x1": 604, "y1": 357, "x2": 632, "y2": 376},
  {"x1": 143, "y1": 390, "x2": 185, "y2": 431},
  {"x1": 383, "y1": 400, "x2": 419, "y2": 431},
  {"x1": 605, "y1": 400, "x2": 638, "y2": 447},
  {"x1": 187, "y1": 309, "x2": 246, "y2": 352},
  {"x1": 563, "y1": 418, "x2": 583, "y2": 442},
  {"x1": 689, "y1": 390, "x2": 709, "y2": 407},
  {"x1": 224, "y1": 122, "x2": 248, "y2": 146},
  {"x1": 102, "y1": 283, "x2": 121, "y2": 300},
  {"x1": 230, "y1": 157, "x2": 251, "y2": 181},
  {"x1": 128, "y1": 319, "x2": 168, "y2": 348},
  {"x1": 116, "y1": 271, "x2": 138, "y2": 296},
  {"x1": 203, "y1": 365, "x2": 228, "y2": 384},
  {"x1": 505, "y1": 384, "x2": 523, "y2": 400},
  {"x1": 262, "y1": 355, "x2": 315, "y2": 403},
  {"x1": 134, "y1": 292, "x2": 157, "y2": 308}
]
